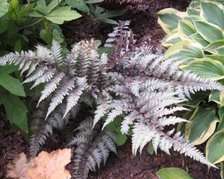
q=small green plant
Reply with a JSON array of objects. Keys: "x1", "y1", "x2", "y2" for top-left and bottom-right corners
[
  {"x1": 156, "y1": 167, "x2": 193, "y2": 179},
  {"x1": 0, "y1": 0, "x2": 81, "y2": 54},
  {"x1": 158, "y1": 0, "x2": 224, "y2": 174},
  {"x1": 0, "y1": 65, "x2": 28, "y2": 133},
  {"x1": 65, "y1": 0, "x2": 127, "y2": 24},
  {"x1": 0, "y1": 0, "x2": 82, "y2": 133}
]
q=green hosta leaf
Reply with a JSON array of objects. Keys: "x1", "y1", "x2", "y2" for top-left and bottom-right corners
[
  {"x1": 0, "y1": 0, "x2": 9, "y2": 17},
  {"x1": 0, "y1": 73, "x2": 25, "y2": 96},
  {"x1": 179, "y1": 19, "x2": 195, "y2": 36},
  {"x1": 162, "y1": 30, "x2": 181, "y2": 47},
  {"x1": 201, "y1": 1, "x2": 224, "y2": 29},
  {"x1": 187, "y1": 0, "x2": 200, "y2": 16},
  {"x1": 209, "y1": 90, "x2": 224, "y2": 107},
  {"x1": 1, "y1": 94, "x2": 28, "y2": 133},
  {"x1": 46, "y1": 7, "x2": 81, "y2": 24},
  {"x1": 208, "y1": 55, "x2": 224, "y2": 62},
  {"x1": 194, "y1": 20, "x2": 224, "y2": 42},
  {"x1": 190, "y1": 33, "x2": 209, "y2": 47},
  {"x1": 65, "y1": 0, "x2": 89, "y2": 14},
  {"x1": 218, "y1": 107, "x2": 224, "y2": 132},
  {"x1": 183, "y1": 58, "x2": 224, "y2": 80},
  {"x1": 158, "y1": 8, "x2": 186, "y2": 34},
  {"x1": 165, "y1": 40, "x2": 204, "y2": 61},
  {"x1": 206, "y1": 130, "x2": 224, "y2": 164},
  {"x1": 221, "y1": 162, "x2": 224, "y2": 179},
  {"x1": 156, "y1": 167, "x2": 193, "y2": 179},
  {"x1": 205, "y1": 40, "x2": 224, "y2": 54},
  {"x1": 186, "y1": 107, "x2": 218, "y2": 145}
]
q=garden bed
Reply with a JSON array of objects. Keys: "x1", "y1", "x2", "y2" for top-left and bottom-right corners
[{"x1": 0, "y1": 0, "x2": 222, "y2": 178}]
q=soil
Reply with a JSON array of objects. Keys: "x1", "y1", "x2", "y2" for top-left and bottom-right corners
[{"x1": 0, "y1": 0, "x2": 221, "y2": 179}]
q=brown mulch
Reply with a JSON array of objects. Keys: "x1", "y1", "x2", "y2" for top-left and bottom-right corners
[
  {"x1": 0, "y1": 109, "x2": 28, "y2": 178},
  {"x1": 89, "y1": 142, "x2": 220, "y2": 179},
  {"x1": 1, "y1": 0, "x2": 221, "y2": 179}
]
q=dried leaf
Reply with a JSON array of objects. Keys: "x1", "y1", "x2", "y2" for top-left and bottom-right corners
[
  {"x1": 27, "y1": 148, "x2": 72, "y2": 179},
  {"x1": 6, "y1": 153, "x2": 33, "y2": 179}
]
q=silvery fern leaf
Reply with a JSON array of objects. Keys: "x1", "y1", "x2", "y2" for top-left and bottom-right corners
[
  {"x1": 30, "y1": 101, "x2": 71, "y2": 157},
  {"x1": 105, "y1": 20, "x2": 132, "y2": 48},
  {"x1": 67, "y1": 117, "x2": 116, "y2": 179},
  {"x1": 132, "y1": 122, "x2": 216, "y2": 168},
  {"x1": 0, "y1": 40, "x2": 109, "y2": 119}
]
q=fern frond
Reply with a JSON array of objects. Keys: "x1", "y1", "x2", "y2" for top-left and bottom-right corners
[
  {"x1": 30, "y1": 101, "x2": 71, "y2": 157},
  {"x1": 116, "y1": 50, "x2": 224, "y2": 97},
  {"x1": 105, "y1": 20, "x2": 131, "y2": 48},
  {"x1": 132, "y1": 122, "x2": 216, "y2": 167},
  {"x1": 0, "y1": 40, "x2": 109, "y2": 119},
  {"x1": 68, "y1": 117, "x2": 116, "y2": 179}
]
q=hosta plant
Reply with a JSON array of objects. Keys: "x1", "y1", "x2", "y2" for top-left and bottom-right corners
[{"x1": 158, "y1": 0, "x2": 224, "y2": 172}]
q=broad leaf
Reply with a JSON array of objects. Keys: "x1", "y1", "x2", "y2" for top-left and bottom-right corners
[
  {"x1": 46, "y1": 7, "x2": 81, "y2": 24},
  {"x1": 162, "y1": 30, "x2": 181, "y2": 47},
  {"x1": 205, "y1": 40, "x2": 224, "y2": 54},
  {"x1": 183, "y1": 58, "x2": 224, "y2": 80},
  {"x1": 6, "y1": 153, "x2": 30, "y2": 179},
  {"x1": 115, "y1": 133, "x2": 127, "y2": 146},
  {"x1": 179, "y1": 20, "x2": 195, "y2": 36},
  {"x1": 0, "y1": 73, "x2": 25, "y2": 96},
  {"x1": 186, "y1": 107, "x2": 218, "y2": 145},
  {"x1": 201, "y1": 1, "x2": 224, "y2": 29},
  {"x1": 156, "y1": 167, "x2": 193, "y2": 179},
  {"x1": 221, "y1": 162, "x2": 224, "y2": 179},
  {"x1": 190, "y1": 33, "x2": 209, "y2": 47},
  {"x1": 0, "y1": 65, "x2": 17, "y2": 74},
  {"x1": 47, "y1": 0, "x2": 62, "y2": 13},
  {"x1": 0, "y1": 0, "x2": 9, "y2": 17},
  {"x1": 209, "y1": 90, "x2": 224, "y2": 107},
  {"x1": 158, "y1": 8, "x2": 186, "y2": 34},
  {"x1": 217, "y1": 107, "x2": 224, "y2": 131},
  {"x1": 206, "y1": 130, "x2": 224, "y2": 164},
  {"x1": 27, "y1": 149, "x2": 72, "y2": 179},
  {"x1": 65, "y1": 0, "x2": 89, "y2": 14},
  {"x1": 194, "y1": 20, "x2": 224, "y2": 42},
  {"x1": 165, "y1": 40, "x2": 203, "y2": 60},
  {"x1": 1, "y1": 94, "x2": 28, "y2": 133}
]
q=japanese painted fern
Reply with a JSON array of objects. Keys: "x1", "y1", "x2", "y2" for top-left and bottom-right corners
[{"x1": 0, "y1": 38, "x2": 223, "y2": 176}]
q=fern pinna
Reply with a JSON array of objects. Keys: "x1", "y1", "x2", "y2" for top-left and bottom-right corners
[{"x1": 0, "y1": 35, "x2": 223, "y2": 177}]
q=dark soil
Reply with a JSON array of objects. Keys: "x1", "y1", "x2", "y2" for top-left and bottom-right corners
[
  {"x1": 0, "y1": 109, "x2": 28, "y2": 178},
  {"x1": 89, "y1": 142, "x2": 220, "y2": 179},
  {"x1": 0, "y1": 0, "x2": 221, "y2": 179}
]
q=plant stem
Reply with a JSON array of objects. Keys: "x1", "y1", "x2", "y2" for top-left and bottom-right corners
[{"x1": 19, "y1": 18, "x2": 44, "y2": 29}]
